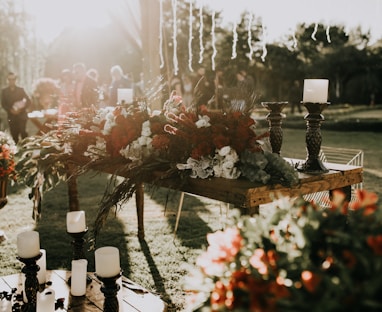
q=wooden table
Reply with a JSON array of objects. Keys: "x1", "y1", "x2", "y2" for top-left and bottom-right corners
[
  {"x1": 134, "y1": 160, "x2": 362, "y2": 237},
  {"x1": 0, "y1": 270, "x2": 167, "y2": 312},
  {"x1": 66, "y1": 156, "x2": 362, "y2": 239}
]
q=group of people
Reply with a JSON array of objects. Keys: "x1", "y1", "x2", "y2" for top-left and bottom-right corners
[
  {"x1": 1, "y1": 63, "x2": 139, "y2": 143},
  {"x1": 169, "y1": 67, "x2": 257, "y2": 111}
]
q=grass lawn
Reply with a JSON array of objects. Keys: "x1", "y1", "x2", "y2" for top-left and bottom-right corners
[{"x1": 1, "y1": 127, "x2": 381, "y2": 311}]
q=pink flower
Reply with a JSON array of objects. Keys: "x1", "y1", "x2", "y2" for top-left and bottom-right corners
[
  {"x1": 196, "y1": 228, "x2": 243, "y2": 276},
  {"x1": 249, "y1": 249, "x2": 269, "y2": 275}
]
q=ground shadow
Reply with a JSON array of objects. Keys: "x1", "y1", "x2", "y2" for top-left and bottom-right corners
[
  {"x1": 146, "y1": 185, "x2": 222, "y2": 248},
  {"x1": 33, "y1": 172, "x2": 130, "y2": 273}
]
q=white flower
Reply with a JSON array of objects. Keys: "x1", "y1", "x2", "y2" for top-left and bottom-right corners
[
  {"x1": 93, "y1": 107, "x2": 114, "y2": 125},
  {"x1": 212, "y1": 146, "x2": 241, "y2": 179},
  {"x1": 195, "y1": 115, "x2": 211, "y2": 128},
  {"x1": 141, "y1": 120, "x2": 151, "y2": 137},
  {"x1": 176, "y1": 157, "x2": 214, "y2": 179},
  {"x1": 218, "y1": 146, "x2": 231, "y2": 157}
]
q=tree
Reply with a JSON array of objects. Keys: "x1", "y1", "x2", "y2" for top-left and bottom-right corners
[{"x1": 0, "y1": 0, "x2": 44, "y2": 92}]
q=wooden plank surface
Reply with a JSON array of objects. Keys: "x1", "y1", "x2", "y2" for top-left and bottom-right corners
[
  {"x1": 0, "y1": 270, "x2": 167, "y2": 312},
  {"x1": 152, "y1": 163, "x2": 363, "y2": 208}
]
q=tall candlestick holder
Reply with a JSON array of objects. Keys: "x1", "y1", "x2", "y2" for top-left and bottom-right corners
[
  {"x1": 17, "y1": 252, "x2": 42, "y2": 312},
  {"x1": 67, "y1": 228, "x2": 88, "y2": 260},
  {"x1": 95, "y1": 272, "x2": 122, "y2": 312},
  {"x1": 297, "y1": 102, "x2": 330, "y2": 174},
  {"x1": 261, "y1": 102, "x2": 288, "y2": 155},
  {"x1": 67, "y1": 228, "x2": 91, "y2": 284}
]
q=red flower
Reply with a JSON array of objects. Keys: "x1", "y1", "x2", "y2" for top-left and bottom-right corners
[
  {"x1": 367, "y1": 235, "x2": 382, "y2": 256},
  {"x1": 350, "y1": 189, "x2": 379, "y2": 215},
  {"x1": 190, "y1": 141, "x2": 214, "y2": 159},
  {"x1": 212, "y1": 134, "x2": 230, "y2": 149},
  {"x1": 210, "y1": 281, "x2": 227, "y2": 311},
  {"x1": 342, "y1": 250, "x2": 357, "y2": 268},
  {"x1": 301, "y1": 270, "x2": 321, "y2": 293},
  {"x1": 151, "y1": 134, "x2": 171, "y2": 150}
]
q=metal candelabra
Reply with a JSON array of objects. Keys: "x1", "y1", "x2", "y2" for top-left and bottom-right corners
[{"x1": 297, "y1": 101, "x2": 330, "y2": 174}]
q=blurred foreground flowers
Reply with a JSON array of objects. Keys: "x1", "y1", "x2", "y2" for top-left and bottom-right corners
[{"x1": 185, "y1": 189, "x2": 382, "y2": 312}]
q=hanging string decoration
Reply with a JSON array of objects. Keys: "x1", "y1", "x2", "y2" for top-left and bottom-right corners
[
  {"x1": 247, "y1": 13, "x2": 254, "y2": 60},
  {"x1": 172, "y1": 0, "x2": 179, "y2": 75},
  {"x1": 231, "y1": 21, "x2": 238, "y2": 59},
  {"x1": 311, "y1": 22, "x2": 318, "y2": 41},
  {"x1": 292, "y1": 30, "x2": 298, "y2": 49},
  {"x1": 198, "y1": 4, "x2": 204, "y2": 64},
  {"x1": 326, "y1": 25, "x2": 331, "y2": 43},
  {"x1": 261, "y1": 20, "x2": 268, "y2": 62},
  {"x1": 159, "y1": 0, "x2": 164, "y2": 69},
  {"x1": 211, "y1": 10, "x2": 217, "y2": 71},
  {"x1": 188, "y1": 0, "x2": 194, "y2": 72}
]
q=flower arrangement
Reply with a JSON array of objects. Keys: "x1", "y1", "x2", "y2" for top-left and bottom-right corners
[
  {"x1": 16, "y1": 94, "x2": 299, "y2": 233},
  {"x1": 0, "y1": 131, "x2": 16, "y2": 179},
  {"x1": 184, "y1": 189, "x2": 382, "y2": 312}
]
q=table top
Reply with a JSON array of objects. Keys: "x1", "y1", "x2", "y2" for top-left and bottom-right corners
[
  {"x1": 68, "y1": 155, "x2": 363, "y2": 209},
  {"x1": 0, "y1": 270, "x2": 167, "y2": 312},
  {"x1": 146, "y1": 159, "x2": 363, "y2": 208}
]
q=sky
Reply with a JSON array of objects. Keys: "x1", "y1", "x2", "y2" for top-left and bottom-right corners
[{"x1": 23, "y1": 0, "x2": 382, "y2": 44}]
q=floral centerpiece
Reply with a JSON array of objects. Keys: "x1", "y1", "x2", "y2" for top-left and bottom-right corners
[
  {"x1": 184, "y1": 189, "x2": 382, "y2": 312},
  {"x1": 0, "y1": 131, "x2": 16, "y2": 208},
  {"x1": 15, "y1": 93, "x2": 298, "y2": 235}
]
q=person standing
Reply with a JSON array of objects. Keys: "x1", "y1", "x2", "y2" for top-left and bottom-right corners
[
  {"x1": 108, "y1": 65, "x2": 132, "y2": 106},
  {"x1": 57, "y1": 69, "x2": 75, "y2": 125},
  {"x1": 72, "y1": 63, "x2": 98, "y2": 110},
  {"x1": 1, "y1": 72, "x2": 31, "y2": 143}
]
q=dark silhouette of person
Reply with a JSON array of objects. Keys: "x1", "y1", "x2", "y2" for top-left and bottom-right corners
[
  {"x1": 1, "y1": 72, "x2": 32, "y2": 143},
  {"x1": 108, "y1": 65, "x2": 132, "y2": 106},
  {"x1": 72, "y1": 63, "x2": 98, "y2": 109}
]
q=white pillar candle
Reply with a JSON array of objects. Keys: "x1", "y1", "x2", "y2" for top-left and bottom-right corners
[
  {"x1": 66, "y1": 211, "x2": 86, "y2": 233},
  {"x1": 0, "y1": 297, "x2": 12, "y2": 312},
  {"x1": 117, "y1": 88, "x2": 133, "y2": 104},
  {"x1": 303, "y1": 79, "x2": 329, "y2": 103},
  {"x1": 37, "y1": 288, "x2": 55, "y2": 312},
  {"x1": 37, "y1": 249, "x2": 46, "y2": 285},
  {"x1": 70, "y1": 259, "x2": 88, "y2": 296},
  {"x1": 17, "y1": 231, "x2": 40, "y2": 258},
  {"x1": 95, "y1": 247, "x2": 120, "y2": 278}
]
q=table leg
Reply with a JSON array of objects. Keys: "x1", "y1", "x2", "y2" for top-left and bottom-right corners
[
  {"x1": 329, "y1": 185, "x2": 352, "y2": 202},
  {"x1": 239, "y1": 206, "x2": 259, "y2": 216},
  {"x1": 135, "y1": 183, "x2": 145, "y2": 239}
]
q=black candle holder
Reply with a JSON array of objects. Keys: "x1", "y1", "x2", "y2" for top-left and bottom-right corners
[
  {"x1": 95, "y1": 272, "x2": 122, "y2": 312},
  {"x1": 261, "y1": 102, "x2": 288, "y2": 155},
  {"x1": 67, "y1": 228, "x2": 92, "y2": 285},
  {"x1": 17, "y1": 252, "x2": 42, "y2": 312},
  {"x1": 297, "y1": 102, "x2": 330, "y2": 174},
  {"x1": 67, "y1": 228, "x2": 88, "y2": 260}
]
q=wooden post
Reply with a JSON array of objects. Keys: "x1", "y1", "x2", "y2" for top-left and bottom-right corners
[{"x1": 140, "y1": 0, "x2": 161, "y2": 110}]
